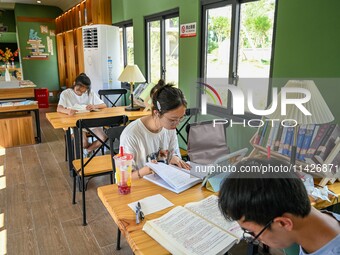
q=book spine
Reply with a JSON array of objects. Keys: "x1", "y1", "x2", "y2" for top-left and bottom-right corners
[
  {"x1": 253, "y1": 125, "x2": 264, "y2": 145},
  {"x1": 305, "y1": 124, "x2": 330, "y2": 159},
  {"x1": 314, "y1": 125, "x2": 339, "y2": 163},
  {"x1": 278, "y1": 127, "x2": 288, "y2": 154},
  {"x1": 270, "y1": 122, "x2": 280, "y2": 150},
  {"x1": 282, "y1": 127, "x2": 294, "y2": 156},
  {"x1": 296, "y1": 125, "x2": 307, "y2": 157},
  {"x1": 298, "y1": 124, "x2": 315, "y2": 161},
  {"x1": 266, "y1": 122, "x2": 278, "y2": 149},
  {"x1": 273, "y1": 125, "x2": 284, "y2": 151},
  {"x1": 324, "y1": 137, "x2": 340, "y2": 164},
  {"x1": 262, "y1": 123, "x2": 273, "y2": 148},
  {"x1": 259, "y1": 122, "x2": 269, "y2": 146}
]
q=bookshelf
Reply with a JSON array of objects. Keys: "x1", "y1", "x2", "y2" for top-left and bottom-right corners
[
  {"x1": 55, "y1": 0, "x2": 111, "y2": 88},
  {"x1": 250, "y1": 124, "x2": 340, "y2": 187}
]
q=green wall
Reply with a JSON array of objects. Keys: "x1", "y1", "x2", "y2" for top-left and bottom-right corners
[
  {"x1": 15, "y1": 4, "x2": 62, "y2": 93},
  {"x1": 273, "y1": 0, "x2": 340, "y2": 122},
  {"x1": 111, "y1": 0, "x2": 340, "y2": 152},
  {"x1": 112, "y1": 0, "x2": 200, "y2": 107}
]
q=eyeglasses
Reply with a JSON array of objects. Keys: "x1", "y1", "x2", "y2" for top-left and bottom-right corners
[
  {"x1": 242, "y1": 219, "x2": 273, "y2": 245},
  {"x1": 162, "y1": 115, "x2": 186, "y2": 125}
]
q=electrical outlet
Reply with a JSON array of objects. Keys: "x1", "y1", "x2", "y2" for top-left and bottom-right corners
[{"x1": 49, "y1": 92, "x2": 53, "y2": 97}]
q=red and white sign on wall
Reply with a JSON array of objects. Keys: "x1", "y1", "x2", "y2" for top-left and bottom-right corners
[{"x1": 180, "y1": 22, "x2": 196, "y2": 38}]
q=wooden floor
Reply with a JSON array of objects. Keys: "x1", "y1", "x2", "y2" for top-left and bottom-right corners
[
  {"x1": 1, "y1": 106, "x2": 131, "y2": 255},
  {"x1": 1, "y1": 106, "x2": 284, "y2": 255}
]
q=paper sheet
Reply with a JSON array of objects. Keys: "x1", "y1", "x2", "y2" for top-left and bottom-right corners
[{"x1": 128, "y1": 194, "x2": 174, "y2": 216}]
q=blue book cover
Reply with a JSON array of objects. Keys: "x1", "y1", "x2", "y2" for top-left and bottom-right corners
[
  {"x1": 259, "y1": 122, "x2": 269, "y2": 146},
  {"x1": 282, "y1": 127, "x2": 294, "y2": 156},
  {"x1": 295, "y1": 125, "x2": 307, "y2": 157},
  {"x1": 298, "y1": 124, "x2": 315, "y2": 161}
]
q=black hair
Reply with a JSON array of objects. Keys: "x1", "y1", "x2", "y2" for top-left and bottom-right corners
[
  {"x1": 218, "y1": 158, "x2": 311, "y2": 226},
  {"x1": 73, "y1": 73, "x2": 91, "y2": 95},
  {"x1": 150, "y1": 79, "x2": 187, "y2": 115}
]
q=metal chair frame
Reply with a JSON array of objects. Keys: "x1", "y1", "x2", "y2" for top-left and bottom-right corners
[
  {"x1": 176, "y1": 107, "x2": 199, "y2": 144},
  {"x1": 72, "y1": 115, "x2": 127, "y2": 226},
  {"x1": 98, "y1": 89, "x2": 128, "y2": 107}
]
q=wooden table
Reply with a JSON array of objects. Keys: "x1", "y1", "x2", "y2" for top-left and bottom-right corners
[
  {"x1": 311, "y1": 181, "x2": 340, "y2": 210},
  {"x1": 0, "y1": 87, "x2": 41, "y2": 146},
  {"x1": 46, "y1": 106, "x2": 150, "y2": 129},
  {"x1": 97, "y1": 179, "x2": 212, "y2": 255},
  {"x1": 98, "y1": 178, "x2": 340, "y2": 255},
  {"x1": 46, "y1": 107, "x2": 150, "y2": 173}
]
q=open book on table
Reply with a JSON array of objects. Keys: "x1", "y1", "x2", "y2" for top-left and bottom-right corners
[
  {"x1": 68, "y1": 104, "x2": 100, "y2": 113},
  {"x1": 143, "y1": 195, "x2": 242, "y2": 255},
  {"x1": 145, "y1": 162, "x2": 201, "y2": 193}
]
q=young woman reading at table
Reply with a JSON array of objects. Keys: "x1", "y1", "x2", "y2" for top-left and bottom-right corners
[
  {"x1": 120, "y1": 79, "x2": 190, "y2": 180},
  {"x1": 57, "y1": 73, "x2": 107, "y2": 156}
]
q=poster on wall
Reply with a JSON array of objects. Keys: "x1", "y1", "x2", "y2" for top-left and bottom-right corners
[
  {"x1": 180, "y1": 22, "x2": 196, "y2": 38},
  {"x1": 24, "y1": 28, "x2": 49, "y2": 60}
]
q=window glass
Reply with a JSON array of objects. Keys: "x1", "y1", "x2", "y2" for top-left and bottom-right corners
[
  {"x1": 119, "y1": 27, "x2": 124, "y2": 73},
  {"x1": 148, "y1": 20, "x2": 161, "y2": 84},
  {"x1": 126, "y1": 26, "x2": 134, "y2": 65},
  {"x1": 165, "y1": 17, "x2": 179, "y2": 85},
  {"x1": 202, "y1": 0, "x2": 276, "y2": 116}
]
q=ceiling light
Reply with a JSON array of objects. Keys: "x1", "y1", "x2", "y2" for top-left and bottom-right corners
[{"x1": 37, "y1": 1, "x2": 41, "y2": 3}]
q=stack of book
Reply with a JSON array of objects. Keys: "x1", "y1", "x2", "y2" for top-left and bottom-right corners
[{"x1": 253, "y1": 121, "x2": 340, "y2": 168}]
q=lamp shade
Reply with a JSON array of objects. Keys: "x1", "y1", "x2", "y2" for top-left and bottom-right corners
[
  {"x1": 118, "y1": 65, "x2": 146, "y2": 83},
  {"x1": 268, "y1": 80, "x2": 334, "y2": 125}
]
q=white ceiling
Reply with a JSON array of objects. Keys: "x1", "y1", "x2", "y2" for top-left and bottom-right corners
[{"x1": 0, "y1": 0, "x2": 82, "y2": 11}]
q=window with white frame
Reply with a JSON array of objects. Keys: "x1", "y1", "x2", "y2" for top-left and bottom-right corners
[
  {"x1": 201, "y1": 0, "x2": 276, "y2": 118},
  {"x1": 146, "y1": 9, "x2": 179, "y2": 85}
]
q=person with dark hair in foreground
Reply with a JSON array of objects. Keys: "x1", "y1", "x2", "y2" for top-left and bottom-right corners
[
  {"x1": 120, "y1": 79, "x2": 190, "y2": 180},
  {"x1": 218, "y1": 158, "x2": 340, "y2": 255}
]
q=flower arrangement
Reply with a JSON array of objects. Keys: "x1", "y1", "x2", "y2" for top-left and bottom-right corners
[{"x1": 0, "y1": 48, "x2": 19, "y2": 64}]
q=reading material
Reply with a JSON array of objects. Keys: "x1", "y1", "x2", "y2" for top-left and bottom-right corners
[
  {"x1": 145, "y1": 163, "x2": 201, "y2": 193},
  {"x1": 143, "y1": 195, "x2": 242, "y2": 255},
  {"x1": 68, "y1": 104, "x2": 100, "y2": 113},
  {"x1": 127, "y1": 194, "x2": 174, "y2": 216}
]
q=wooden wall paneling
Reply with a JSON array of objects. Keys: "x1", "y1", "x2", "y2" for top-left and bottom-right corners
[
  {"x1": 91, "y1": 0, "x2": 111, "y2": 25},
  {"x1": 86, "y1": 0, "x2": 92, "y2": 24},
  {"x1": 75, "y1": 4, "x2": 81, "y2": 27},
  {"x1": 55, "y1": 17, "x2": 60, "y2": 34},
  {"x1": 80, "y1": 2, "x2": 86, "y2": 25},
  {"x1": 56, "y1": 33, "x2": 66, "y2": 86},
  {"x1": 71, "y1": 7, "x2": 77, "y2": 29},
  {"x1": 76, "y1": 27, "x2": 84, "y2": 74},
  {"x1": 65, "y1": 30, "x2": 76, "y2": 87},
  {"x1": 73, "y1": 29, "x2": 78, "y2": 74},
  {"x1": 101, "y1": 0, "x2": 112, "y2": 24},
  {"x1": 67, "y1": 11, "x2": 73, "y2": 30}
]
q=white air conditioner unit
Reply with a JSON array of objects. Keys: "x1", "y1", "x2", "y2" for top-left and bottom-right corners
[{"x1": 82, "y1": 24, "x2": 120, "y2": 95}]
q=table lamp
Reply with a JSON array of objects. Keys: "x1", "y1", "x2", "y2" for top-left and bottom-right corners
[
  {"x1": 118, "y1": 65, "x2": 146, "y2": 111},
  {"x1": 267, "y1": 80, "x2": 334, "y2": 165}
]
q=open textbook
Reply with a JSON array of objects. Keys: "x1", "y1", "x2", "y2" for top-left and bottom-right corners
[
  {"x1": 145, "y1": 162, "x2": 201, "y2": 193},
  {"x1": 143, "y1": 195, "x2": 242, "y2": 255},
  {"x1": 68, "y1": 104, "x2": 100, "y2": 113}
]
